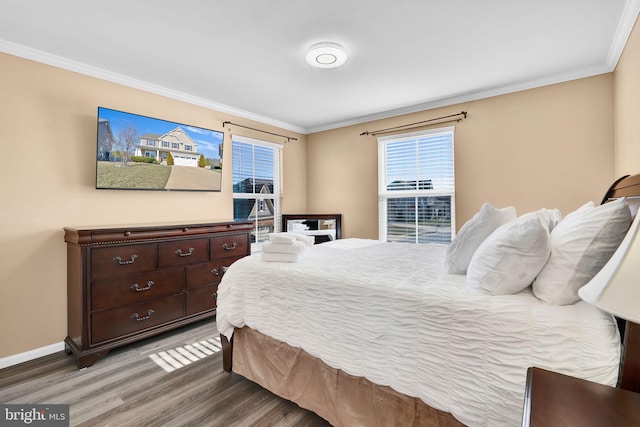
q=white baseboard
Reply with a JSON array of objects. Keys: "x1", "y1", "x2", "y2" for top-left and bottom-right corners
[{"x1": 0, "y1": 342, "x2": 66, "y2": 370}]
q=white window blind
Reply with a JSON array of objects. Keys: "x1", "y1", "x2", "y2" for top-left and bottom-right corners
[
  {"x1": 232, "y1": 135, "x2": 282, "y2": 250},
  {"x1": 377, "y1": 126, "x2": 455, "y2": 244}
]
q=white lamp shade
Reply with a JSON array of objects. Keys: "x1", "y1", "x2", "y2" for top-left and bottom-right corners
[{"x1": 579, "y1": 209, "x2": 640, "y2": 323}]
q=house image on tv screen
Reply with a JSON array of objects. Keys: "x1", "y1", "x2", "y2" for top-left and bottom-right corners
[
  {"x1": 136, "y1": 127, "x2": 206, "y2": 167},
  {"x1": 95, "y1": 106, "x2": 224, "y2": 191}
]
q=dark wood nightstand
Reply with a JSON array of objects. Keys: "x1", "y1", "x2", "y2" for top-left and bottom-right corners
[{"x1": 522, "y1": 367, "x2": 640, "y2": 426}]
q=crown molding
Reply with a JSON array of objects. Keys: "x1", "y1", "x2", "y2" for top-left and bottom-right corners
[
  {"x1": 308, "y1": 2, "x2": 640, "y2": 134},
  {"x1": 306, "y1": 64, "x2": 612, "y2": 134},
  {"x1": 3, "y1": 0, "x2": 638, "y2": 137},
  {"x1": 0, "y1": 39, "x2": 306, "y2": 135},
  {"x1": 607, "y1": 0, "x2": 640, "y2": 69}
]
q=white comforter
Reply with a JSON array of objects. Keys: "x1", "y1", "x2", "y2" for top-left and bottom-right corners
[{"x1": 216, "y1": 239, "x2": 620, "y2": 426}]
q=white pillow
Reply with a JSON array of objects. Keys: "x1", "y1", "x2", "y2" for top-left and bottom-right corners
[
  {"x1": 564, "y1": 200, "x2": 596, "y2": 220},
  {"x1": 534, "y1": 207, "x2": 564, "y2": 231},
  {"x1": 445, "y1": 203, "x2": 517, "y2": 274},
  {"x1": 467, "y1": 209, "x2": 557, "y2": 295},
  {"x1": 532, "y1": 197, "x2": 631, "y2": 305}
]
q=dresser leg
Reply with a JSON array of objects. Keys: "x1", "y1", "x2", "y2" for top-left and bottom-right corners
[
  {"x1": 76, "y1": 353, "x2": 106, "y2": 369},
  {"x1": 64, "y1": 337, "x2": 109, "y2": 368}
]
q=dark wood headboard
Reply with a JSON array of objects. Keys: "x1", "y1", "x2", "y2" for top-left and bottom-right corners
[
  {"x1": 600, "y1": 174, "x2": 640, "y2": 393},
  {"x1": 601, "y1": 174, "x2": 640, "y2": 210}
]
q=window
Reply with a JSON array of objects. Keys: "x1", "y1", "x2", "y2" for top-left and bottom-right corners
[
  {"x1": 163, "y1": 141, "x2": 169, "y2": 148},
  {"x1": 232, "y1": 135, "x2": 282, "y2": 250},
  {"x1": 378, "y1": 126, "x2": 455, "y2": 244},
  {"x1": 185, "y1": 144, "x2": 192, "y2": 151}
]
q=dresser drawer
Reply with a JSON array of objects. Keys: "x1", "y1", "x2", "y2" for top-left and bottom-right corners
[
  {"x1": 210, "y1": 233, "x2": 249, "y2": 259},
  {"x1": 158, "y1": 238, "x2": 209, "y2": 267},
  {"x1": 91, "y1": 295, "x2": 185, "y2": 344},
  {"x1": 186, "y1": 284, "x2": 218, "y2": 316},
  {"x1": 185, "y1": 261, "x2": 223, "y2": 290},
  {"x1": 185, "y1": 257, "x2": 242, "y2": 290},
  {"x1": 91, "y1": 243, "x2": 157, "y2": 279},
  {"x1": 91, "y1": 267, "x2": 184, "y2": 310}
]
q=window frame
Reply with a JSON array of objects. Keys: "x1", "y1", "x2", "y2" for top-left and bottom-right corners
[
  {"x1": 231, "y1": 134, "x2": 283, "y2": 252},
  {"x1": 377, "y1": 126, "x2": 456, "y2": 244}
]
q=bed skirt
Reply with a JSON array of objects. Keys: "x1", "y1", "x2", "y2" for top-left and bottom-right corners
[{"x1": 230, "y1": 327, "x2": 465, "y2": 427}]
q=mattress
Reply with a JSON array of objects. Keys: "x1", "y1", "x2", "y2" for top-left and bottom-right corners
[{"x1": 216, "y1": 239, "x2": 620, "y2": 426}]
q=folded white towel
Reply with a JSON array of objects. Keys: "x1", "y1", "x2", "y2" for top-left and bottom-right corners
[
  {"x1": 262, "y1": 241, "x2": 308, "y2": 255},
  {"x1": 268, "y1": 233, "x2": 296, "y2": 244},
  {"x1": 261, "y1": 251, "x2": 305, "y2": 263},
  {"x1": 269, "y1": 232, "x2": 315, "y2": 247}
]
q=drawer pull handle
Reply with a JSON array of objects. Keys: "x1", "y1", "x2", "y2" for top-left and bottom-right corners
[
  {"x1": 222, "y1": 242, "x2": 238, "y2": 251},
  {"x1": 113, "y1": 254, "x2": 138, "y2": 265},
  {"x1": 131, "y1": 309, "x2": 154, "y2": 321},
  {"x1": 175, "y1": 247, "x2": 194, "y2": 257},
  {"x1": 211, "y1": 266, "x2": 230, "y2": 277},
  {"x1": 131, "y1": 281, "x2": 154, "y2": 292},
  {"x1": 212, "y1": 292, "x2": 217, "y2": 300}
]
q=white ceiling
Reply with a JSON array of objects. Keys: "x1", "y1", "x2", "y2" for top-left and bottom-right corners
[{"x1": 1, "y1": 1, "x2": 638, "y2": 134}]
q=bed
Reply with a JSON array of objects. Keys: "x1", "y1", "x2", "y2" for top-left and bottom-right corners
[{"x1": 217, "y1": 174, "x2": 640, "y2": 426}]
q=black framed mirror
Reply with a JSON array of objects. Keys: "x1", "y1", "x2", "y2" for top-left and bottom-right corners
[{"x1": 281, "y1": 214, "x2": 342, "y2": 244}]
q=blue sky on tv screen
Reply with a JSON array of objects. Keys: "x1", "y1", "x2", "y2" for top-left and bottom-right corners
[{"x1": 98, "y1": 107, "x2": 223, "y2": 159}]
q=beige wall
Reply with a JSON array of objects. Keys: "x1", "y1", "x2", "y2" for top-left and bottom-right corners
[
  {"x1": 614, "y1": 17, "x2": 640, "y2": 177},
  {"x1": 0, "y1": 53, "x2": 306, "y2": 358},
  {"x1": 307, "y1": 75, "x2": 615, "y2": 239}
]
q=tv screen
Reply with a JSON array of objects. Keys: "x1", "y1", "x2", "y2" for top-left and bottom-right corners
[{"x1": 96, "y1": 106, "x2": 224, "y2": 191}]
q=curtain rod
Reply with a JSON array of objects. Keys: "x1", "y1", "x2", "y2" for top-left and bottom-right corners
[
  {"x1": 222, "y1": 121, "x2": 298, "y2": 142},
  {"x1": 360, "y1": 111, "x2": 467, "y2": 136}
]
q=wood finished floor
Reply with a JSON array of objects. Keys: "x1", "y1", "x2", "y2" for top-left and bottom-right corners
[{"x1": 0, "y1": 320, "x2": 331, "y2": 427}]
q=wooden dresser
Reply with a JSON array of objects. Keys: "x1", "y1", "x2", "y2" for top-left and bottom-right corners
[{"x1": 64, "y1": 220, "x2": 252, "y2": 368}]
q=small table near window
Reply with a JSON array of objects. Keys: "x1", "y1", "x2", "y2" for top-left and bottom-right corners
[
  {"x1": 522, "y1": 367, "x2": 640, "y2": 426},
  {"x1": 281, "y1": 214, "x2": 342, "y2": 244}
]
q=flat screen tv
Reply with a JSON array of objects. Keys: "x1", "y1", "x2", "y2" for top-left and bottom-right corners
[{"x1": 96, "y1": 106, "x2": 225, "y2": 191}]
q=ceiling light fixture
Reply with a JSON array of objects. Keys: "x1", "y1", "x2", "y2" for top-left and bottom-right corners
[{"x1": 306, "y1": 42, "x2": 348, "y2": 69}]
